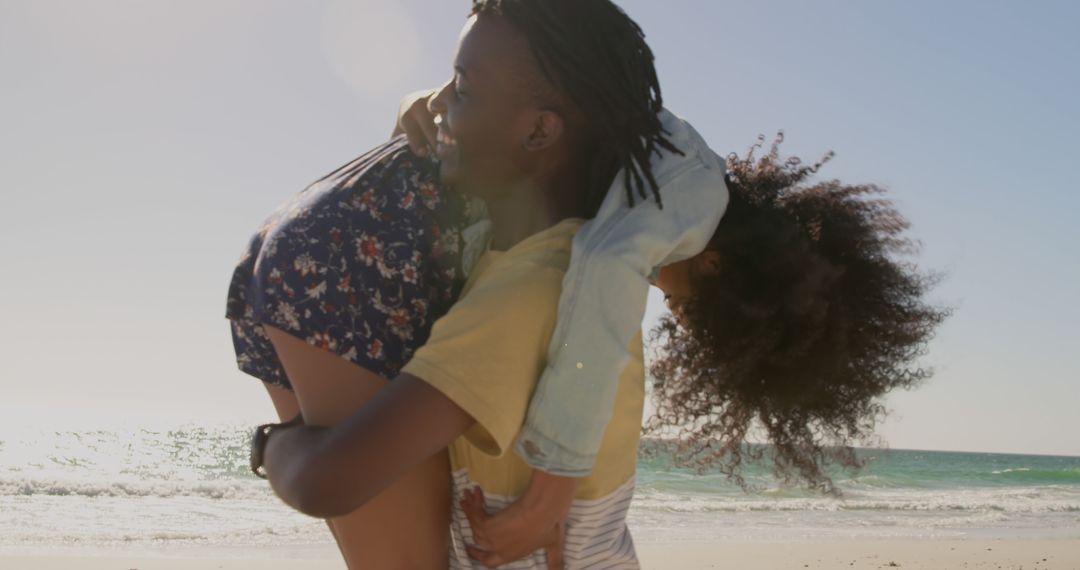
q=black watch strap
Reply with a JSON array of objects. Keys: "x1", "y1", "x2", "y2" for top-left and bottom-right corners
[{"x1": 250, "y1": 415, "x2": 303, "y2": 479}]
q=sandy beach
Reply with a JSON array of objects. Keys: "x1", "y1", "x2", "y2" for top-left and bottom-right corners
[{"x1": 3, "y1": 539, "x2": 1079, "y2": 569}]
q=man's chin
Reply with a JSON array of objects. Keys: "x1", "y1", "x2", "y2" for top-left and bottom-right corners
[{"x1": 437, "y1": 160, "x2": 489, "y2": 199}]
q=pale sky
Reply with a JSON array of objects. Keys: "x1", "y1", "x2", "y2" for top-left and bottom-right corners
[{"x1": 0, "y1": 0, "x2": 1077, "y2": 456}]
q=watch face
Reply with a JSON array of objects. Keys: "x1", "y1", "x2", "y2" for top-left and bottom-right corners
[
  {"x1": 250, "y1": 424, "x2": 272, "y2": 478},
  {"x1": 250, "y1": 417, "x2": 303, "y2": 479}
]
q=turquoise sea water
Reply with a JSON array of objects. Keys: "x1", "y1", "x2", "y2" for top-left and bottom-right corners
[{"x1": 1, "y1": 423, "x2": 1077, "y2": 555}]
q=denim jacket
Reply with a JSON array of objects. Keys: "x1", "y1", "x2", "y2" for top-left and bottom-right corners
[{"x1": 510, "y1": 109, "x2": 730, "y2": 476}]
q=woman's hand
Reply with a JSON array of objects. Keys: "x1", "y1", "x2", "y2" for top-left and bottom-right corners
[
  {"x1": 391, "y1": 88, "x2": 439, "y2": 157},
  {"x1": 461, "y1": 470, "x2": 577, "y2": 569}
]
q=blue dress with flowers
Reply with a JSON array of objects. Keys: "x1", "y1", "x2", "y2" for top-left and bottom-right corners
[{"x1": 225, "y1": 137, "x2": 473, "y2": 388}]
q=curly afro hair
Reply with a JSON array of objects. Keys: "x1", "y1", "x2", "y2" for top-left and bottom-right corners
[{"x1": 647, "y1": 134, "x2": 949, "y2": 495}]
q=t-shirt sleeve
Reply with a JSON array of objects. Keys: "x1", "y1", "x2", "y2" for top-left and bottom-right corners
[{"x1": 401, "y1": 263, "x2": 564, "y2": 457}]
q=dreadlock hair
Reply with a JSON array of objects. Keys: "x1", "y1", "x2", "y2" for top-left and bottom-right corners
[
  {"x1": 470, "y1": 0, "x2": 681, "y2": 213},
  {"x1": 647, "y1": 133, "x2": 950, "y2": 496}
]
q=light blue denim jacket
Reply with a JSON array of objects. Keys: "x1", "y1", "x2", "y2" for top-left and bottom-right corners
[{"x1": 506, "y1": 109, "x2": 730, "y2": 476}]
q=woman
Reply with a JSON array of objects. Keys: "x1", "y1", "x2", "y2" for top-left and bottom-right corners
[
  {"x1": 226, "y1": 138, "x2": 473, "y2": 567},
  {"x1": 456, "y1": 135, "x2": 949, "y2": 563}
]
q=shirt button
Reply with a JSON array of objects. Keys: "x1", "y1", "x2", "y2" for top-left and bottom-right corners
[{"x1": 576, "y1": 362, "x2": 584, "y2": 369}]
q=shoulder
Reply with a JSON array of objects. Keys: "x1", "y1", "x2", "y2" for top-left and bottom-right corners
[{"x1": 461, "y1": 259, "x2": 566, "y2": 319}]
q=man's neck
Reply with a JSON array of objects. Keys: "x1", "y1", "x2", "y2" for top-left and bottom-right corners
[{"x1": 483, "y1": 175, "x2": 589, "y2": 251}]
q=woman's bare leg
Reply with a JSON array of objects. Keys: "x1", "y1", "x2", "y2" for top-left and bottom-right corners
[
  {"x1": 265, "y1": 326, "x2": 451, "y2": 570},
  {"x1": 262, "y1": 381, "x2": 347, "y2": 555},
  {"x1": 263, "y1": 382, "x2": 301, "y2": 422}
]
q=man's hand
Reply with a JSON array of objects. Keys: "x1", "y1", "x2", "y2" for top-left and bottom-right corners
[
  {"x1": 460, "y1": 470, "x2": 577, "y2": 569},
  {"x1": 391, "y1": 88, "x2": 439, "y2": 157}
]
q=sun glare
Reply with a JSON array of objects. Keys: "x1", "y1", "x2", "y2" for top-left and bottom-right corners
[{"x1": 320, "y1": 0, "x2": 422, "y2": 97}]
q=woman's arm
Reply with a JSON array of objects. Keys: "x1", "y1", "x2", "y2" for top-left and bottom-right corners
[
  {"x1": 262, "y1": 373, "x2": 473, "y2": 519},
  {"x1": 391, "y1": 88, "x2": 439, "y2": 157},
  {"x1": 460, "y1": 470, "x2": 576, "y2": 568}
]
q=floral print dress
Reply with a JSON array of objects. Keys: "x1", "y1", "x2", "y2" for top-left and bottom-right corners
[{"x1": 225, "y1": 137, "x2": 476, "y2": 388}]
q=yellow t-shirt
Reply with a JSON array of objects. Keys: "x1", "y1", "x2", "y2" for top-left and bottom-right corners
[{"x1": 402, "y1": 218, "x2": 644, "y2": 568}]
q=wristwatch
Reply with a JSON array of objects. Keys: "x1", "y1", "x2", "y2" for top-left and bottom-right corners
[{"x1": 250, "y1": 414, "x2": 303, "y2": 479}]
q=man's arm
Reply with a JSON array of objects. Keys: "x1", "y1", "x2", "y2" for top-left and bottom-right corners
[{"x1": 262, "y1": 373, "x2": 473, "y2": 519}]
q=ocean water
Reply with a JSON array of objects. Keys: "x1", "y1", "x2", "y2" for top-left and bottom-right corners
[{"x1": 1, "y1": 422, "x2": 1078, "y2": 556}]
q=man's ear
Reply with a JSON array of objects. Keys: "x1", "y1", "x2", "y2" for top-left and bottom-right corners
[{"x1": 522, "y1": 109, "x2": 565, "y2": 152}]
